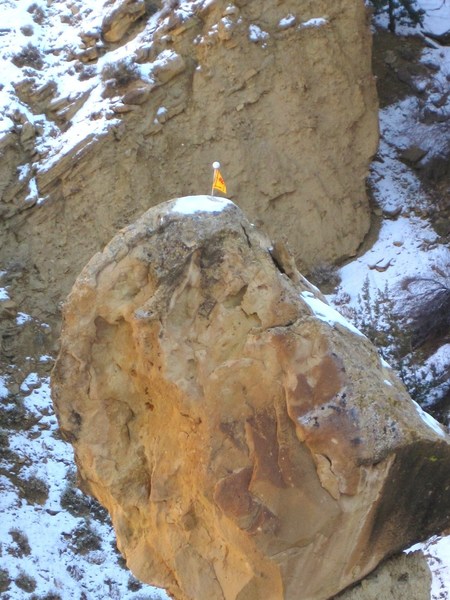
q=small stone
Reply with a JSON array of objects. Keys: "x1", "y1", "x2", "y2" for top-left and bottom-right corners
[
  {"x1": 384, "y1": 50, "x2": 397, "y2": 66},
  {"x1": 223, "y1": 5, "x2": 239, "y2": 16},
  {"x1": 368, "y1": 258, "x2": 393, "y2": 272},
  {"x1": 152, "y1": 50, "x2": 186, "y2": 85},
  {"x1": 0, "y1": 299, "x2": 17, "y2": 319},
  {"x1": 122, "y1": 85, "x2": 154, "y2": 105},
  {"x1": 77, "y1": 47, "x2": 99, "y2": 63},
  {"x1": 383, "y1": 205, "x2": 402, "y2": 218},
  {"x1": 20, "y1": 24, "x2": 34, "y2": 36},
  {"x1": 20, "y1": 122, "x2": 35, "y2": 143},
  {"x1": 400, "y1": 145, "x2": 428, "y2": 164},
  {"x1": 111, "y1": 102, "x2": 141, "y2": 114}
]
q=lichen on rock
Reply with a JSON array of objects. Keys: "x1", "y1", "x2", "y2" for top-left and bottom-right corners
[{"x1": 52, "y1": 197, "x2": 450, "y2": 600}]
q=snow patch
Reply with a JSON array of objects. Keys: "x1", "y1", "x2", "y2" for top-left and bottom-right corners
[
  {"x1": 279, "y1": 15, "x2": 296, "y2": 29},
  {"x1": 0, "y1": 375, "x2": 9, "y2": 399},
  {"x1": 248, "y1": 24, "x2": 269, "y2": 43},
  {"x1": 171, "y1": 195, "x2": 232, "y2": 215},
  {"x1": 16, "y1": 312, "x2": 32, "y2": 326},
  {"x1": 0, "y1": 287, "x2": 10, "y2": 300},
  {"x1": 413, "y1": 400, "x2": 447, "y2": 438},
  {"x1": 20, "y1": 372, "x2": 40, "y2": 392},
  {"x1": 300, "y1": 17, "x2": 329, "y2": 29},
  {"x1": 418, "y1": 0, "x2": 450, "y2": 36},
  {"x1": 334, "y1": 216, "x2": 447, "y2": 306},
  {"x1": 301, "y1": 291, "x2": 365, "y2": 337},
  {"x1": 39, "y1": 354, "x2": 53, "y2": 363}
]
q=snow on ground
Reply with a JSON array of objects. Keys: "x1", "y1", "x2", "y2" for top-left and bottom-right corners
[
  {"x1": 373, "y1": 0, "x2": 450, "y2": 36},
  {"x1": 333, "y1": 215, "x2": 447, "y2": 306},
  {"x1": 300, "y1": 17, "x2": 329, "y2": 29},
  {"x1": 0, "y1": 375, "x2": 9, "y2": 399},
  {"x1": 408, "y1": 536, "x2": 450, "y2": 599},
  {"x1": 419, "y1": 0, "x2": 450, "y2": 36}
]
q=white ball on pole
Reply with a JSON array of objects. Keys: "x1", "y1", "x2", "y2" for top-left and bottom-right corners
[{"x1": 212, "y1": 161, "x2": 220, "y2": 169}]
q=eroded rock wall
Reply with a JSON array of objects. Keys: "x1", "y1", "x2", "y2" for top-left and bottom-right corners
[
  {"x1": 0, "y1": 0, "x2": 378, "y2": 325},
  {"x1": 52, "y1": 197, "x2": 450, "y2": 600}
]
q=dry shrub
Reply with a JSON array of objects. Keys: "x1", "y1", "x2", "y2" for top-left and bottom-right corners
[
  {"x1": 12, "y1": 43, "x2": 44, "y2": 70},
  {"x1": 69, "y1": 520, "x2": 102, "y2": 555},
  {"x1": 0, "y1": 568, "x2": 11, "y2": 593},
  {"x1": 402, "y1": 269, "x2": 450, "y2": 349},
  {"x1": 27, "y1": 2, "x2": 46, "y2": 24},
  {"x1": 307, "y1": 262, "x2": 341, "y2": 293},
  {"x1": 15, "y1": 570, "x2": 36, "y2": 593},
  {"x1": 18, "y1": 474, "x2": 49, "y2": 505},
  {"x1": 9, "y1": 528, "x2": 31, "y2": 557},
  {"x1": 101, "y1": 58, "x2": 140, "y2": 88}
]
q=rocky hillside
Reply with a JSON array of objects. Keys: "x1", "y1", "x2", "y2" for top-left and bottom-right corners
[{"x1": 0, "y1": 0, "x2": 378, "y2": 334}]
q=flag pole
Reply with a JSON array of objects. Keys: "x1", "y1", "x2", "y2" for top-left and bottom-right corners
[{"x1": 211, "y1": 161, "x2": 220, "y2": 196}]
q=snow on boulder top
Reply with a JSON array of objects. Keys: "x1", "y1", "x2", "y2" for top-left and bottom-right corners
[{"x1": 170, "y1": 195, "x2": 233, "y2": 215}]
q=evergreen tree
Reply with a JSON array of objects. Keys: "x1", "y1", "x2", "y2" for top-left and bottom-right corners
[{"x1": 369, "y1": 0, "x2": 425, "y2": 33}]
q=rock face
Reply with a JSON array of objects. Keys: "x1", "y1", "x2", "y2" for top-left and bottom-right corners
[
  {"x1": 0, "y1": 0, "x2": 378, "y2": 326},
  {"x1": 53, "y1": 196, "x2": 450, "y2": 600},
  {"x1": 335, "y1": 552, "x2": 432, "y2": 600}
]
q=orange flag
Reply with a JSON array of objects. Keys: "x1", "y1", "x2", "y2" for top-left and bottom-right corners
[{"x1": 212, "y1": 162, "x2": 227, "y2": 195}]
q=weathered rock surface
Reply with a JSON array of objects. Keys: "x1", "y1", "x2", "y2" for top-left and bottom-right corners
[
  {"x1": 102, "y1": 0, "x2": 147, "y2": 43},
  {"x1": 0, "y1": 0, "x2": 378, "y2": 329},
  {"x1": 335, "y1": 551, "x2": 431, "y2": 600},
  {"x1": 53, "y1": 197, "x2": 450, "y2": 600}
]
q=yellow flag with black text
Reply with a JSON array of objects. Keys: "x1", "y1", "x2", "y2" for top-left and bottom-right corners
[{"x1": 212, "y1": 168, "x2": 227, "y2": 195}]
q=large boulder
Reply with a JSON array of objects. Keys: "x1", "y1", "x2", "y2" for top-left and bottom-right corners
[{"x1": 52, "y1": 197, "x2": 450, "y2": 600}]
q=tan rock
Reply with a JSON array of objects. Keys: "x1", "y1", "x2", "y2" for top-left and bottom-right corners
[
  {"x1": 122, "y1": 84, "x2": 155, "y2": 105},
  {"x1": 76, "y1": 46, "x2": 100, "y2": 63},
  {"x1": 151, "y1": 50, "x2": 186, "y2": 85},
  {"x1": 52, "y1": 197, "x2": 450, "y2": 600},
  {"x1": 111, "y1": 102, "x2": 141, "y2": 114},
  {"x1": 102, "y1": 0, "x2": 146, "y2": 43}
]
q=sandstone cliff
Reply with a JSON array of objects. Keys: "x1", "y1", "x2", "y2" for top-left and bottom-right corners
[
  {"x1": 0, "y1": 0, "x2": 378, "y2": 327},
  {"x1": 52, "y1": 197, "x2": 450, "y2": 600}
]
